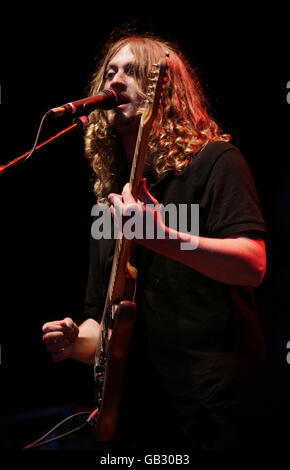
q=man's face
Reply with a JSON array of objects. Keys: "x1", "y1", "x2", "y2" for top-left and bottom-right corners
[{"x1": 103, "y1": 44, "x2": 143, "y2": 135}]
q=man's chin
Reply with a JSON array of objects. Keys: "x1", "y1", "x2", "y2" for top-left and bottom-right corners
[{"x1": 111, "y1": 113, "x2": 141, "y2": 135}]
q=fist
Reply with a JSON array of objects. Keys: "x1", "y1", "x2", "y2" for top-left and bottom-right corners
[{"x1": 42, "y1": 317, "x2": 79, "y2": 362}]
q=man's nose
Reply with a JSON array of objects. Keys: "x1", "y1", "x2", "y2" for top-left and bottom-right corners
[{"x1": 111, "y1": 71, "x2": 127, "y2": 87}]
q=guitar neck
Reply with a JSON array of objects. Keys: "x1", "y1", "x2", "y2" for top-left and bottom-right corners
[
  {"x1": 107, "y1": 119, "x2": 150, "y2": 305},
  {"x1": 105, "y1": 55, "x2": 168, "y2": 306},
  {"x1": 129, "y1": 120, "x2": 151, "y2": 197}
]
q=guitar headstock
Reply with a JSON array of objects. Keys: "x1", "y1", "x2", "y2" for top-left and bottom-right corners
[{"x1": 141, "y1": 52, "x2": 169, "y2": 128}]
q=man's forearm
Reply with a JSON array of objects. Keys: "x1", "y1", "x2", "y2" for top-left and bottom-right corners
[
  {"x1": 69, "y1": 318, "x2": 100, "y2": 364},
  {"x1": 139, "y1": 228, "x2": 266, "y2": 287}
]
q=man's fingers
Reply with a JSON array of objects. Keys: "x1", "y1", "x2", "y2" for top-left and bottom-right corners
[
  {"x1": 59, "y1": 317, "x2": 75, "y2": 330},
  {"x1": 108, "y1": 183, "x2": 160, "y2": 241},
  {"x1": 45, "y1": 339, "x2": 68, "y2": 353},
  {"x1": 42, "y1": 322, "x2": 64, "y2": 334},
  {"x1": 108, "y1": 193, "x2": 122, "y2": 205},
  {"x1": 42, "y1": 318, "x2": 78, "y2": 338},
  {"x1": 122, "y1": 202, "x2": 142, "y2": 217},
  {"x1": 43, "y1": 331, "x2": 64, "y2": 344},
  {"x1": 109, "y1": 180, "x2": 159, "y2": 207},
  {"x1": 121, "y1": 182, "x2": 138, "y2": 204},
  {"x1": 42, "y1": 317, "x2": 78, "y2": 363}
]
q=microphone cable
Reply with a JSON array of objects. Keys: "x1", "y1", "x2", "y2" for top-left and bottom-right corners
[
  {"x1": 24, "y1": 111, "x2": 88, "y2": 164},
  {"x1": 0, "y1": 112, "x2": 88, "y2": 175},
  {"x1": 23, "y1": 112, "x2": 49, "y2": 163}
]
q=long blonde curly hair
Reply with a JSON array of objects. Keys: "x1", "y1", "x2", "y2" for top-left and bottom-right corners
[{"x1": 85, "y1": 32, "x2": 230, "y2": 203}]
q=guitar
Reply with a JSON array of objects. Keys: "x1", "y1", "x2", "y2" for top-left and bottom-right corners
[{"x1": 91, "y1": 54, "x2": 169, "y2": 441}]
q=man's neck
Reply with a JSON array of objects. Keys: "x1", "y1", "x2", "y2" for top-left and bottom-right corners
[{"x1": 121, "y1": 133, "x2": 137, "y2": 164}]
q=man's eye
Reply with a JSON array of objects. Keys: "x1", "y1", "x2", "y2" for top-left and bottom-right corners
[
  {"x1": 126, "y1": 65, "x2": 139, "y2": 77},
  {"x1": 126, "y1": 67, "x2": 134, "y2": 76},
  {"x1": 105, "y1": 71, "x2": 115, "y2": 80}
]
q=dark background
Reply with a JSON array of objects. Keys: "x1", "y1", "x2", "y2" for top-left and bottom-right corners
[{"x1": 1, "y1": 6, "x2": 290, "y2": 454}]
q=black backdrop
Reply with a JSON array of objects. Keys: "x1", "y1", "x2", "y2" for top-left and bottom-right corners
[{"x1": 1, "y1": 7, "x2": 290, "y2": 455}]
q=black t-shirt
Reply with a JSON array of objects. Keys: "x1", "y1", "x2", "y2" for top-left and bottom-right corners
[{"x1": 83, "y1": 141, "x2": 267, "y2": 447}]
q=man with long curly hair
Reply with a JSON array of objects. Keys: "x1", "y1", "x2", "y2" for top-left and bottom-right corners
[{"x1": 42, "y1": 32, "x2": 267, "y2": 450}]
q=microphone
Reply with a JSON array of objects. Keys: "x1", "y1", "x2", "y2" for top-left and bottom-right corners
[{"x1": 47, "y1": 89, "x2": 128, "y2": 117}]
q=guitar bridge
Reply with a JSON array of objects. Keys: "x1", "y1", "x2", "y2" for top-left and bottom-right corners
[{"x1": 94, "y1": 363, "x2": 105, "y2": 403}]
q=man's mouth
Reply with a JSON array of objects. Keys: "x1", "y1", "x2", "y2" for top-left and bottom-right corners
[
  {"x1": 114, "y1": 91, "x2": 130, "y2": 107},
  {"x1": 115, "y1": 102, "x2": 129, "y2": 109}
]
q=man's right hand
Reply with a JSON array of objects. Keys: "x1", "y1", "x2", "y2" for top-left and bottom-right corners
[{"x1": 42, "y1": 317, "x2": 79, "y2": 363}]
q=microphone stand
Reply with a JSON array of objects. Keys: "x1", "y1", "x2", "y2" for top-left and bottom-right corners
[{"x1": 0, "y1": 115, "x2": 89, "y2": 176}]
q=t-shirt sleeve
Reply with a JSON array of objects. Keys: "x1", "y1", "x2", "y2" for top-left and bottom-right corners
[{"x1": 202, "y1": 144, "x2": 267, "y2": 238}]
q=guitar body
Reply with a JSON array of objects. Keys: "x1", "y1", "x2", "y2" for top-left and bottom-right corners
[{"x1": 92, "y1": 300, "x2": 137, "y2": 441}]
